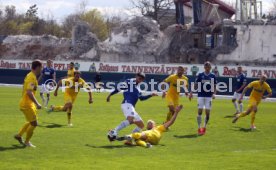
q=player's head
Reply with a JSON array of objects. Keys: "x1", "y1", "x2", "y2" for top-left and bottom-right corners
[
  {"x1": 47, "y1": 59, "x2": 53, "y2": 68},
  {"x1": 69, "y1": 62, "x2": 74, "y2": 70},
  {"x1": 204, "y1": 61, "x2": 212, "y2": 73},
  {"x1": 32, "y1": 60, "x2": 43, "y2": 76},
  {"x1": 237, "y1": 66, "x2": 242, "y2": 74},
  {"x1": 259, "y1": 74, "x2": 267, "y2": 83},
  {"x1": 177, "y1": 66, "x2": 185, "y2": 76},
  {"x1": 74, "y1": 70, "x2": 81, "y2": 80},
  {"x1": 146, "y1": 120, "x2": 156, "y2": 130},
  {"x1": 136, "y1": 72, "x2": 145, "y2": 84}
]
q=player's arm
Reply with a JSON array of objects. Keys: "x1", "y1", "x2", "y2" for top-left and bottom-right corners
[
  {"x1": 107, "y1": 80, "x2": 129, "y2": 102},
  {"x1": 139, "y1": 92, "x2": 158, "y2": 101},
  {"x1": 163, "y1": 105, "x2": 183, "y2": 129},
  {"x1": 263, "y1": 85, "x2": 272, "y2": 99},
  {"x1": 53, "y1": 71, "x2": 56, "y2": 81},
  {"x1": 26, "y1": 81, "x2": 41, "y2": 109},
  {"x1": 54, "y1": 79, "x2": 64, "y2": 96},
  {"x1": 239, "y1": 84, "x2": 252, "y2": 102},
  {"x1": 37, "y1": 70, "x2": 44, "y2": 83},
  {"x1": 237, "y1": 77, "x2": 247, "y2": 93},
  {"x1": 212, "y1": 76, "x2": 217, "y2": 99},
  {"x1": 161, "y1": 75, "x2": 172, "y2": 98},
  {"x1": 83, "y1": 81, "x2": 93, "y2": 104}
]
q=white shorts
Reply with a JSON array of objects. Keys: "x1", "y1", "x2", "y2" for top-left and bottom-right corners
[
  {"x1": 232, "y1": 92, "x2": 242, "y2": 100},
  {"x1": 198, "y1": 97, "x2": 212, "y2": 110},
  {"x1": 121, "y1": 103, "x2": 142, "y2": 122},
  {"x1": 40, "y1": 84, "x2": 50, "y2": 94}
]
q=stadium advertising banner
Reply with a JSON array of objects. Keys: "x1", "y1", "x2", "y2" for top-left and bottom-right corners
[{"x1": 0, "y1": 59, "x2": 276, "y2": 79}]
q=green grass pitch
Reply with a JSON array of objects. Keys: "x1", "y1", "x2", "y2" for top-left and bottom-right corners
[{"x1": 0, "y1": 87, "x2": 275, "y2": 170}]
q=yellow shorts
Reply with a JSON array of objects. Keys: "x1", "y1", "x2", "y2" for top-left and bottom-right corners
[
  {"x1": 248, "y1": 98, "x2": 260, "y2": 108},
  {"x1": 20, "y1": 106, "x2": 37, "y2": 122},
  {"x1": 64, "y1": 94, "x2": 76, "y2": 104},
  {"x1": 166, "y1": 95, "x2": 179, "y2": 107}
]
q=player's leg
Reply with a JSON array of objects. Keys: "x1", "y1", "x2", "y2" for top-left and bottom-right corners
[
  {"x1": 197, "y1": 97, "x2": 204, "y2": 134},
  {"x1": 166, "y1": 105, "x2": 175, "y2": 122},
  {"x1": 250, "y1": 105, "x2": 258, "y2": 130},
  {"x1": 45, "y1": 93, "x2": 50, "y2": 107},
  {"x1": 25, "y1": 120, "x2": 37, "y2": 147},
  {"x1": 65, "y1": 102, "x2": 73, "y2": 126},
  {"x1": 202, "y1": 97, "x2": 212, "y2": 134},
  {"x1": 14, "y1": 122, "x2": 30, "y2": 145},
  {"x1": 108, "y1": 104, "x2": 135, "y2": 141},
  {"x1": 232, "y1": 106, "x2": 252, "y2": 123},
  {"x1": 40, "y1": 84, "x2": 46, "y2": 106},
  {"x1": 232, "y1": 92, "x2": 239, "y2": 114}
]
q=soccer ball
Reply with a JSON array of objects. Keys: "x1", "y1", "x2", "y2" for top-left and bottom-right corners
[{"x1": 107, "y1": 130, "x2": 117, "y2": 141}]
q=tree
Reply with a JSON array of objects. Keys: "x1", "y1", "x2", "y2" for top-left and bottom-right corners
[
  {"x1": 25, "y1": 4, "x2": 38, "y2": 20},
  {"x1": 80, "y1": 9, "x2": 108, "y2": 41},
  {"x1": 130, "y1": 0, "x2": 174, "y2": 23},
  {"x1": 62, "y1": 14, "x2": 81, "y2": 37},
  {"x1": 4, "y1": 5, "x2": 16, "y2": 20}
]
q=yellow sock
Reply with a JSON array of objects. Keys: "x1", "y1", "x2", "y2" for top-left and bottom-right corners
[
  {"x1": 135, "y1": 139, "x2": 147, "y2": 147},
  {"x1": 131, "y1": 133, "x2": 142, "y2": 140},
  {"x1": 251, "y1": 112, "x2": 256, "y2": 125},
  {"x1": 53, "y1": 106, "x2": 64, "y2": 112},
  {"x1": 18, "y1": 122, "x2": 30, "y2": 136},
  {"x1": 25, "y1": 125, "x2": 36, "y2": 143},
  {"x1": 238, "y1": 111, "x2": 248, "y2": 118}
]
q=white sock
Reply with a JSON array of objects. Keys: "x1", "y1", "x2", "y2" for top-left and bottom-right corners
[
  {"x1": 197, "y1": 115, "x2": 202, "y2": 128},
  {"x1": 115, "y1": 120, "x2": 130, "y2": 132},
  {"x1": 40, "y1": 94, "x2": 45, "y2": 104},
  {"x1": 233, "y1": 102, "x2": 239, "y2": 112},
  {"x1": 132, "y1": 127, "x2": 142, "y2": 133},
  {"x1": 239, "y1": 103, "x2": 243, "y2": 112},
  {"x1": 45, "y1": 97, "x2": 49, "y2": 106}
]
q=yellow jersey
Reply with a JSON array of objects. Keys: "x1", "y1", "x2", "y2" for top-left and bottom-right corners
[
  {"x1": 19, "y1": 72, "x2": 38, "y2": 108},
  {"x1": 248, "y1": 81, "x2": 272, "y2": 102},
  {"x1": 67, "y1": 68, "x2": 75, "y2": 78},
  {"x1": 144, "y1": 125, "x2": 166, "y2": 145},
  {"x1": 165, "y1": 74, "x2": 189, "y2": 98},
  {"x1": 63, "y1": 77, "x2": 87, "y2": 98}
]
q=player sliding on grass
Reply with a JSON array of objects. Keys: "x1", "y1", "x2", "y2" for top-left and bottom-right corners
[
  {"x1": 116, "y1": 105, "x2": 183, "y2": 148},
  {"x1": 162, "y1": 66, "x2": 192, "y2": 123},
  {"x1": 232, "y1": 75, "x2": 272, "y2": 130},
  {"x1": 14, "y1": 60, "x2": 43, "y2": 148},
  {"x1": 106, "y1": 73, "x2": 157, "y2": 142},
  {"x1": 49, "y1": 71, "x2": 93, "y2": 126},
  {"x1": 193, "y1": 61, "x2": 217, "y2": 135}
]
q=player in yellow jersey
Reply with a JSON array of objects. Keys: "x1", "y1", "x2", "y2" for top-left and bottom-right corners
[
  {"x1": 49, "y1": 71, "x2": 93, "y2": 126},
  {"x1": 116, "y1": 105, "x2": 183, "y2": 148},
  {"x1": 162, "y1": 66, "x2": 192, "y2": 123},
  {"x1": 67, "y1": 62, "x2": 75, "y2": 78},
  {"x1": 232, "y1": 75, "x2": 272, "y2": 130},
  {"x1": 14, "y1": 60, "x2": 43, "y2": 148}
]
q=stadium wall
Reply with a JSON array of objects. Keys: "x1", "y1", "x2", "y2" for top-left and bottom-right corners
[{"x1": 0, "y1": 69, "x2": 275, "y2": 98}]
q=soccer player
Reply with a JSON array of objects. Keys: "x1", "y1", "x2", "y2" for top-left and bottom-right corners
[
  {"x1": 49, "y1": 71, "x2": 93, "y2": 126},
  {"x1": 116, "y1": 105, "x2": 183, "y2": 148},
  {"x1": 106, "y1": 73, "x2": 157, "y2": 142},
  {"x1": 38, "y1": 59, "x2": 56, "y2": 107},
  {"x1": 67, "y1": 62, "x2": 75, "y2": 78},
  {"x1": 232, "y1": 66, "x2": 247, "y2": 114},
  {"x1": 14, "y1": 60, "x2": 43, "y2": 148},
  {"x1": 162, "y1": 66, "x2": 192, "y2": 123},
  {"x1": 232, "y1": 75, "x2": 272, "y2": 130},
  {"x1": 193, "y1": 61, "x2": 217, "y2": 135}
]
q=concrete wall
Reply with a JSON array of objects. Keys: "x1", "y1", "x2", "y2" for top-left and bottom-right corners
[{"x1": 217, "y1": 25, "x2": 276, "y2": 64}]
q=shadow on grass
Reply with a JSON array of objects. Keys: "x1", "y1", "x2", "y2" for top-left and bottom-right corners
[
  {"x1": 0, "y1": 145, "x2": 25, "y2": 152},
  {"x1": 174, "y1": 134, "x2": 198, "y2": 139},
  {"x1": 38, "y1": 122, "x2": 66, "y2": 128},
  {"x1": 85, "y1": 144, "x2": 133, "y2": 149},
  {"x1": 224, "y1": 115, "x2": 235, "y2": 118},
  {"x1": 232, "y1": 127, "x2": 254, "y2": 133}
]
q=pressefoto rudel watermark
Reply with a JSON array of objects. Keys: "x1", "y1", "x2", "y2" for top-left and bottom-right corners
[{"x1": 41, "y1": 78, "x2": 233, "y2": 94}]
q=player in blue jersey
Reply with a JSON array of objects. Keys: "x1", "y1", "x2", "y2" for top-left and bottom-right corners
[
  {"x1": 192, "y1": 61, "x2": 217, "y2": 135},
  {"x1": 38, "y1": 59, "x2": 56, "y2": 107},
  {"x1": 232, "y1": 66, "x2": 247, "y2": 114},
  {"x1": 106, "y1": 73, "x2": 157, "y2": 142}
]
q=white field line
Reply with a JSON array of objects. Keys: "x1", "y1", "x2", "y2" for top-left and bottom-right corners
[
  {"x1": 1, "y1": 83, "x2": 276, "y2": 102},
  {"x1": 233, "y1": 148, "x2": 276, "y2": 153}
]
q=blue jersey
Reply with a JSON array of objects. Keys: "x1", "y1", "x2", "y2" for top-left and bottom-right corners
[
  {"x1": 235, "y1": 73, "x2": 247, "y2": 93},
  {"x1": 196, "y1": 72, "x2": 217, "y2": 97},
  {"x1": 42, "y1": 67, "x2": 55, "y2": 84},
  {"x1": 111, "y1": 78, "x2": 152, "y2": 107}
]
